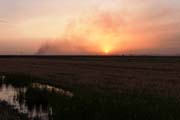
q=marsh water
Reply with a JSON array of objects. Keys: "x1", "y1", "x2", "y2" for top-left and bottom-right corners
[{"x1": 0, "y1": 75, "x2": 73, "y2": 120}]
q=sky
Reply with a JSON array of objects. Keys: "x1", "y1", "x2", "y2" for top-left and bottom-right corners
[{"x1": 0, "y1": 0, "x2": 180, "y2": 55}]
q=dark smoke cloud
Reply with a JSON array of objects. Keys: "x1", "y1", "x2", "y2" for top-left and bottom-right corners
[{"x1": 37, "y1": 39, "x2": 99, "y2": 55}]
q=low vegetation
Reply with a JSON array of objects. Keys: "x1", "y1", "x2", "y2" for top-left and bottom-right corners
[
  {"x1": 0, "y1": 56, "x2": 180, "y2": 120},
  {"x1": 0, "y1": 101, "x2": 28, "y2": 120}
]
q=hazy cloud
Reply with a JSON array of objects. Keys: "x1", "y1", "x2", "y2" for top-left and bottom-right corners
[
  {"x1": 0, "y1": 0, "x2": 180, "y2": 55},
  {"x1": 0, "y1": 20, "x2": 8, "y2": 23},
  {"x1": 37, "y1": 5, "x2": 180, "y2": 55}
]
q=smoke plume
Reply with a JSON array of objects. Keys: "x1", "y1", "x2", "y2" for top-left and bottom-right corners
[{"x1": 37, "y1": 6, "x2": 180, "y2": 55}]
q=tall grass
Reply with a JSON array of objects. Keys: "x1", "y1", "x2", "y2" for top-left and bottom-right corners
[{"x1": 1, "y1": 73, "x2": 180, "y2": 120}]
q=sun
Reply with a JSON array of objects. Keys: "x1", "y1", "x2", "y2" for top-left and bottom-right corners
[
  {"x1": 102, "y1": 45, "x2": 112, "y2": 54},
  {"x1": 104, "y1": 48, "x2": 110, "y2": 54}
]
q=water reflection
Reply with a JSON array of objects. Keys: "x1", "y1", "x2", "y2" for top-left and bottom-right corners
[
  {"x1": 0, "y1": 75, "x2": 74, "y2": 120},
  {"x1": 32, "y1": 83, "x2": 73, "y2": 98}
]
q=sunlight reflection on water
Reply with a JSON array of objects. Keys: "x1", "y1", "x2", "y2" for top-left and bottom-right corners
[{"x1": 0, "y1": 75, "x2": 74, "y2": 120}]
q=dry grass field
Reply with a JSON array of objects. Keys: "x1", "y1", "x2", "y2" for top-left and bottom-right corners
[
  {"x1": 0, "y1": 56, "x2": 180, "y2": 96},
  {"x1": 1, "y1": 56, "x2": 180, "y2": 120}
]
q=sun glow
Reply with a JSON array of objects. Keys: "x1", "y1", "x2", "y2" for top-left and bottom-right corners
[
  {"x1": 102, "y1": 45, "x2": 113, "y2": 54},
  {"x1": 104, "y1": 49, "x2": 110, "y2": 54}
]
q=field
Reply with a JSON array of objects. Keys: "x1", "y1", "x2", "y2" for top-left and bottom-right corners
[{"x1": 1, "y1": 56, "x2": 180, "y2": 120}]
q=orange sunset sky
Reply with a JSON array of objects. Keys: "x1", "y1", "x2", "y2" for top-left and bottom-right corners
[{"x1": 0, "y1": 0, "x2": 180, "y2": 55}]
